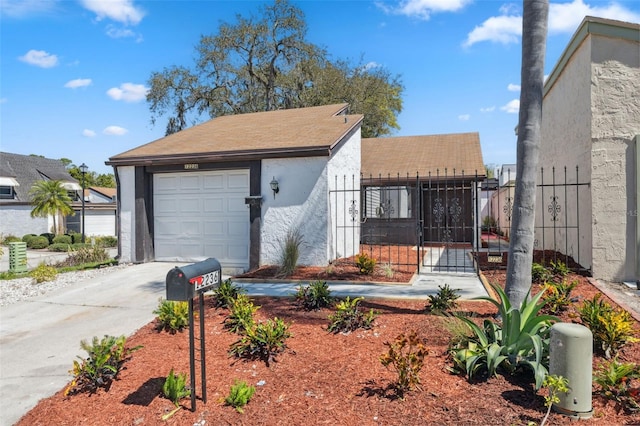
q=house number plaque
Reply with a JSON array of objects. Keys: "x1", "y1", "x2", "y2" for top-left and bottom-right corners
[{"x1": 184, "y1": 163, "x2": 199, "y2": 170}]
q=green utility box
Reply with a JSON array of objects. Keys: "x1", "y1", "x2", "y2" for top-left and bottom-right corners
[
  {"x1": 9, "y1": 241, "x2": 28, "y2": 273},
  {"x1": 549, "y1": 323, "x2": 593, "y2": 419}
]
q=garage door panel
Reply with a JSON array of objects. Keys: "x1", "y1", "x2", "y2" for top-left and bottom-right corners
[
  {"x1": 180, "y1": 175, "x2": 201, "y2": 190},
  {"x1": 203, "y1": 220, "x2": 224, "y2": 236},
  {"x1": 155, "y1": 218, "x2": 180, "y2": 236},
  {"x1": 180, "y1": 220, "x2": 201, "y2": 235},
  {"x1": 203, "y1": 197, "x2": 224, "y2": 213},
  {"x1": 180, "y1": 198, "x2": 201, "y2": 213},
  {"x1": 155, "y1": 198, "x2": 179, "y2": 215},
  {"x1": 154, "y1": 170, "x2": 249, "y2": 268},
  {"x1": 228, "y1": 173, "x2": 249, "y2": 189},
  {"x1": 203, "y1": 174, "x2": 224, "y2": 189}
]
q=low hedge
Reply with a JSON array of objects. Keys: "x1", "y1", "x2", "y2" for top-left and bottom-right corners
[{"x1": 28, "y1": 236, "x2": 50, "y2": 249}]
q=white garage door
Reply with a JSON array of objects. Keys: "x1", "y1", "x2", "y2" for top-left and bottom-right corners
[{"x1": 153, "y1": 170, "x2": 250, "y2": 270}]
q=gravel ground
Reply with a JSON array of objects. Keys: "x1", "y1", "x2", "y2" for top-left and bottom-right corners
[{"x1": 0, "y1": 264, "x2": 133, "y2": 307}]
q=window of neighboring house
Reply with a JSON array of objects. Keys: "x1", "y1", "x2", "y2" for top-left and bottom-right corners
[
  {"x1": 0, "y1": 186, "x2": 15, "y2": 199},
  {"x1": 363, "y1": 186, "x2": 412, "y2": 219}
]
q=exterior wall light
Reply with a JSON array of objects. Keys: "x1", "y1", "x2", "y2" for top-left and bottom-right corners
[{"x1": 270, "y1": 177, "x2": 279, "y2": 198}]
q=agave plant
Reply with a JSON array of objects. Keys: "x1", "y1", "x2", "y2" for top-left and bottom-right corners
[{"x1": 452, "y1": 283, "x2": 558, "y2": 389}]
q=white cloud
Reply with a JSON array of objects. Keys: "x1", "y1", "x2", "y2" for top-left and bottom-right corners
[
  {"x1": 377, "y1": 0, "x2": 472, "y2": 20},
  {"x1": 103, "y1": 126, "x2": 128, "y2": 136},
  {"x1": 79, "y1": 0, "x2": 145, "y2": 25},
  {"x1": 106, "y1": 24, "x2": 143, "y2": 42},
  {"x1": 463, "y1": 0, "x2": 640, "y2": 47},
  {"x1": 0, "y1": 0, "x2": 57, "y2": 18},
  {"x1": 463, "y1": 14, "x2": 521, "y2": 47},
  {"x1": 65, "y1": 78, "x2": 92, "y2": 89},
  {"x1": 458, "y1": 114, "x2": 470, "y2": 121},
  {"x1": 106, "y1": 83, "x2": 149, "y2": 102},
  {"x1": 507, "y1": 83, "x2": 520, "y2": 92},
  {"x1": 549, "y1": 0, "x2": 640, "y2": 34},
  {"x1": 83, "y1": 129, "x2": 96, "y2": 137},
  {"x1": 18, "y1": 49, "x2": 58, "y2": 68},
  {"x1": 501, "y1": 99, "x2": 520, "y2": 114},
  {"x1": 480, "y1": 106, "x2": 495, "y2": 113}
]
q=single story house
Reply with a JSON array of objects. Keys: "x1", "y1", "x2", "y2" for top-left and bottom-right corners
[
  {"x1": 107, "y1": 105, "x2": 486, "y2": 274},
  {"x1": 537, "y1": 16, "x2": 639, "y2": 282},
  {"x1": 0, "y1": 152, "x2": 81, "y2": 237},
  {"x1": 65, "y1": 187, "x2": 118, "y2": 237},
  {"x1": 106, "y1": 103, "x2": 363, "y2": 273}
]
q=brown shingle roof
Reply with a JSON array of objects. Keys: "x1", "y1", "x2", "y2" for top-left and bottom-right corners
[
  {"x1": 361, "y1": 133, "x2": 485, "y2": 179},
  {"x1": 107, "y1": 104, "x2": 363, "y2": 166}
]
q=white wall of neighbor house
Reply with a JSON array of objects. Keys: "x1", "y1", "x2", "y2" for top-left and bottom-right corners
[
  {"x1": 0, "y1": 206, "x2": 49, "y2": 237},
  {"x1": 539, "y1": 34, "x2": 594, "y2": 273},
  {"x1": 116, "y1": 166, "x2": 135, "y2": 263},
  {"x1": 261, "y1": 156, "x2": 328, "y2": 266},
  {"x1": 589, "y1": 35, "x2": 640, "y2": 281}
]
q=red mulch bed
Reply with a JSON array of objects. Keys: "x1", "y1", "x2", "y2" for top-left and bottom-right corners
[{"x1": 16, "y1": 247, "x2": 640, "y2": 426}]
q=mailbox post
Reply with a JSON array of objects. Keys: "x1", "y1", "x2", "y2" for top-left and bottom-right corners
[{"x1": 165, "y1": 258, "x2": 221, "y2": 411}]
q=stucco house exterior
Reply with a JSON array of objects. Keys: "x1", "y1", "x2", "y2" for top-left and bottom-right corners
[
  {"x1": 0, "y1": 152, "x2": 81, "y2": 237},
  {"x1": 107, "y1": 103, "x2": 363, "y2": 273},
  {"x1": 537, "y1": 16, "x2": 639, "y2": 282}
]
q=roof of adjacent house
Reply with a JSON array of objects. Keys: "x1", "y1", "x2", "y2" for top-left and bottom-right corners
[
  {"x1": 107, "y1": 103, "x2": 364, "y2": 167},
  {"x1": 89, "y1": 187, "x2": 117, "y2": 198},
  {"x1": 361, "y1": 133, "x2": 485, "y2": 179},
  {"x1": 0, "y1": 152, "x2": 79, "y2": 203}
]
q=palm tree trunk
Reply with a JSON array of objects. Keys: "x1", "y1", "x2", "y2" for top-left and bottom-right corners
[{"x1": 505, "y1": 0, "x2": 549, "y2": 307}]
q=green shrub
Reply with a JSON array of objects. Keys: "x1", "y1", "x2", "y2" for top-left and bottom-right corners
[
  {"x1": 28, "y1": 236, "x2": 49, "y2": 249},
  {"x1": 2, "y1": 235, "x2": 21, "y2": 244},
  {"x1": 294, "y1": 280, "x2": 333, "y2": 310},
  {"x1": 212, "y1": 279, "x2": 245, "y2": 308},
  {"x1": 95, "y1": 235, "x2": 117, "y2": 248},
  {"x1": 65, "y1": 335, "x2": 142, "y2": 395},
  {"x1": 40, "y1": 233, "x2": 55, "y2": 244},
  {"x1": 224, "y1": 294, "x2": 259, "y2": 334},
  {"x1": 68, "y1": 232, "x2": 83, "y2": 244},
  {"x1": 531, "y1": 262, "x2": 552, "y2": 284},
  {"x1": 48, "y1": 243, "x2": 73, "y2": 252},
  {"x1": 229, "y1": 317, "x2": 291, "y2": 366},
  {"x1": 549, "y1": 260, "x2": 570, "y2": 278},
  {"x1": 57, "y1": 246, "x2": 110, "y2": 267},
  {"x1": 451, "y1": 283, "x2": 558, "y2": 390},
  {"x1": 276, "y1": 228, "x2": 304, "y2": 278},
  {"x1": 162, "y1": 368, "x2": 191, "y2": 407},
  {"x1": 224, "y1": 380, "x2": 256, "y2": 413},
  {"x1": 578, "y1": 294, "x2": 638, "y2": 358},
  {"x1": 541, "y1": 279, "x2": 577, "y2": 314},
  {"x1": 53, "y1": 234, "x2": 73, "y2": 245},
  {"x1": 426, "y1": 283, "x2": 460, "y2": 314},
  {"x1": 153, "y1": 299, "x2": 190, "y2": 333},
  {"x1": 593, "y1": 357, "x2": 640, "y2": 413},
  {"x1": 327, "y1": 296, "x2": 377, "y2": 334},
  {"x1": 355, "y1": 252, "x2": 376, "y2": 275},
  {"x1": 21, "y1": 234, "x2": 37, "y2": 244},
  {"x1": 30, "y1": 262, "x2": 58, "y2": 283},
  {"x1": 380, "y1": 331, "x2": 428, "y2": 398}
]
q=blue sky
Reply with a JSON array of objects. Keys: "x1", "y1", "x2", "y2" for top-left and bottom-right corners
[{"x1": 1, "y1": 0, "x2": 639, "y2": 175}]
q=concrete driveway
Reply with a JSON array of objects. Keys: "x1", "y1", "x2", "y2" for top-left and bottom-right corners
[{"x1": 0, "y1": 261, "x2": 184, "y2": 426}]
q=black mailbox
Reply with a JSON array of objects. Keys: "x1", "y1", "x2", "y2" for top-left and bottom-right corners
[{"x1": 166, "y1": 258, "x2": 222, "y2": 301}]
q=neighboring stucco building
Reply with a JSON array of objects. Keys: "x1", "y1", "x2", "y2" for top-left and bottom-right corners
[
  {"x1": 0, "y1": 152, "x2": 81, "y2": 237},
  {"x1": 538, "y1": 16, "x2": 639, "y2": 282},
  {"x1": 107, "y1": 104, "x2": 363, "y2": 273}
]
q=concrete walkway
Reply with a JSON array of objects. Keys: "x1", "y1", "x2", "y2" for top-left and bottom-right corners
[{"x1": 0, "y1": 261, "x2": 486, "y2": 426}]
